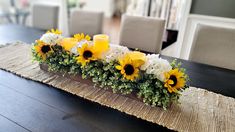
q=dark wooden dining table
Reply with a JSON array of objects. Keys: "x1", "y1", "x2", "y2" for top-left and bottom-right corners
[
  {"x1": 0, "y1": 24, "x2": 235, "y2": 132},
  {"x1": 0, "y1": 24, "x2": 45, "y2": 44}
]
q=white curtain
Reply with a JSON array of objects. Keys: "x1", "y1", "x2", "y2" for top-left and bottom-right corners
[
  {"x1": 0, "y1": 0, "x2": 11, "y2": 24},
  {"x1": 0, "y1": 0, "x2": 11, "y2": 11},
  {"x1": 126, "y1": 0, "x2": 149, "y2": 16}
]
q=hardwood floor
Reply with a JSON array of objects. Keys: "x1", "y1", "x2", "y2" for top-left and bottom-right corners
[
  {"x1": 103, "y1": 17, "x2": 121, "y2": 44},
  {"x1": 0, "y1": 114, "x2": 29, "y2": 132}
]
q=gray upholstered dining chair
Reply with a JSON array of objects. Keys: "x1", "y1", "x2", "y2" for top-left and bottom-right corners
[
  {"x1": 189, "y1": 24, "x2": 235, "y2": 70},
  {"x1": 69, "y1": 10, "x2": 104, "y2": 37},
  {"x1": 119, "y1": 15, "x2": 165, "y2": 53},
  {"x1": 32, "y1": 3, "x2": 59, "y2": 30}
]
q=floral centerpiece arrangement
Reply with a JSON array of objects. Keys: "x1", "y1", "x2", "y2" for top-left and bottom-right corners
[{"x1": 32, "y1": 29, "x2": 189, "y2": 109}]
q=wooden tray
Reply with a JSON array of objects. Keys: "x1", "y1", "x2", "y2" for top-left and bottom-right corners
[{"x1": 39, "y1": 63, "x2": 146, "y2": 103}]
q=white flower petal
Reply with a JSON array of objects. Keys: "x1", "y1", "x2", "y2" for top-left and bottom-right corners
[
  {"x1": 40, "y1": 33, "x2": 63, "y2": 45},
  {"x1": 140, "y1": 54, "x2": 172, "y2": 81},
  {"x1": 101, "y1": 44, "x2": 130, "y2": 63}
]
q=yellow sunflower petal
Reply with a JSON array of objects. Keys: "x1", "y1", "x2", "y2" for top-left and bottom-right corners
[
  {"x1": 116, "y1": 65, "x2": 122, "y2": 70},
  {"x1": 168, "y1": 80, "x2": 174, "y2": 85},
  {"x1": 171, "y1": 87, "x2": 178, "y2": 93},
  {"x1": 73, "y1": 34, "x2": 81, "y2": 40},
  {"x1": 77, "y1": 56, "x2": 86, "y2": 66},
  {"x1": 164, "y1": 68, "x2": 186, "y2": 93},
  {"x1": 85, "y1": 35, "x2": 91, "y2": 41},
  {"x1": 121, "y1": 69, "x2": 125, "y2": 74},
  {"x1": 47, "y1": 29, "x2": 62, "y2": 34},
  {"x1": 81, "y1": 33, "x2": 84, "y2": 39},
  {"x1": 164, "y1": 83, "x2": 169, "y2": 88},
  {"x1": 73, "y1": 33, "x2": 91, "y2": 42},
  {"x1": 167, "y1": 88, "x2": 173, "y2": 93}
]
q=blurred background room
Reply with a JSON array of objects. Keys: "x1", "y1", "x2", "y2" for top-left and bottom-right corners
[
  {"x1": 0, "y1": 1, "x2": 235, "y2": 131},
  {"x1": 0, "y1": 0, "x2": 234, "y2": 59}
]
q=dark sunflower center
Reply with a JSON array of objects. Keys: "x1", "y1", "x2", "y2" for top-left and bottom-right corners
[
  {"x1": 169, "y1": 75, "x2": 177, "y2": 87},
  {"x1": 124, "y1": 64, "x2": 134, "y2": 75},
  {"x1": 83, "y1": 50, "x2": 93, "y2": 59},
  {"x1": 41, "y1": 45, "x2": 51, "y2": 53}
]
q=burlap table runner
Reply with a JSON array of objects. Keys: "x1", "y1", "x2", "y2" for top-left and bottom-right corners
[{"x1": 0, "y1": 43, "x2": 234, "y2": 132}]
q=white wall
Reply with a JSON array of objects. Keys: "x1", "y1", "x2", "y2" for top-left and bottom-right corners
[
  {"x1": 82, "y1": 0, "x2": 115, "y2": 17},
  {"x1": 173, "y1": 0, "x2": 192, "y2": 58}
]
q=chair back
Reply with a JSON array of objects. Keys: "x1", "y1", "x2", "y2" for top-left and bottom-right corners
[
  {"x1": 189, "y1": 24, "x2": 235, "y2": 70},
  {"x1": 32, "y1": 3, "x2": 59, "y2": 30},
  {"x1": 119, "y1": 15, "x2": 165, "y2": 53},
  {"x1": 69, "y1": 10, "x2": 104, "y2": 37}
]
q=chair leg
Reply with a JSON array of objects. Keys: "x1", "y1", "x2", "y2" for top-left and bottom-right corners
[
  {"x1": 22, "y1": 14, "x2": 29, "y2": 25},
  {"x1": 15, "y1": 14, "x2": 20, "y2": 24},
  {"x1": 6, "y1": 15, "x2": 13, "y2": 23}
]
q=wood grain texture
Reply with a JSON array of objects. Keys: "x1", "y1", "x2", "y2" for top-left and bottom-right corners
[
  {"x1": 0, "y1": 114, "x2": 29, "y2": 132},
  {"x1": 0, "y1": 24, "x2": 45, "y2": 45},
  {"x1": 0, "y1": 84, "x2": 102, "y2": 132},
  {"x1": 0, "y1": 43, "x2": 235, "y2": 132},
  {"x1": 0, "y1": 70, "x2": 170, "y2": 132}
]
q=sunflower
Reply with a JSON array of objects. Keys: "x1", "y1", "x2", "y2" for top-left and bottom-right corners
[
  {"x1": 164, "y1": 68, "x2": 186, "y2": 93},
  {"x1": 116, "y1": 52, "x2": 146, "y2": 81},
  {"x1": 46, "y1": 29, "x2": 62, "y2": 35},
  {"x1": 76, "y1": 43, "x2": 100, "y2": 67},
  {"x1": 73, "y1": 33, "x2": 91, "y2": 42},
  {"x1": 34, "y1": 40, "x2": 53, "y2": 60}
]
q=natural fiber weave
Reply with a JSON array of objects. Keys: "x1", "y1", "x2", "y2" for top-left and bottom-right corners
[{"x1": 0, "y1": 43, "x2": 234, "y2": 132}]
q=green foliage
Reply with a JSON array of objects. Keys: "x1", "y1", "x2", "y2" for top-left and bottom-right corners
[
  {"x1": 47, "y1": 45, "x2": 80, "y2": 73},
  {"x1": 32, "y1": 43, "x2": 189, "y2": 109},
  {"x1": 81, "y1": 61, "x2": 134, "y2": 94},
  {"x1": 137, "y1": 74, "x2": 180, "y2": 109}
]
